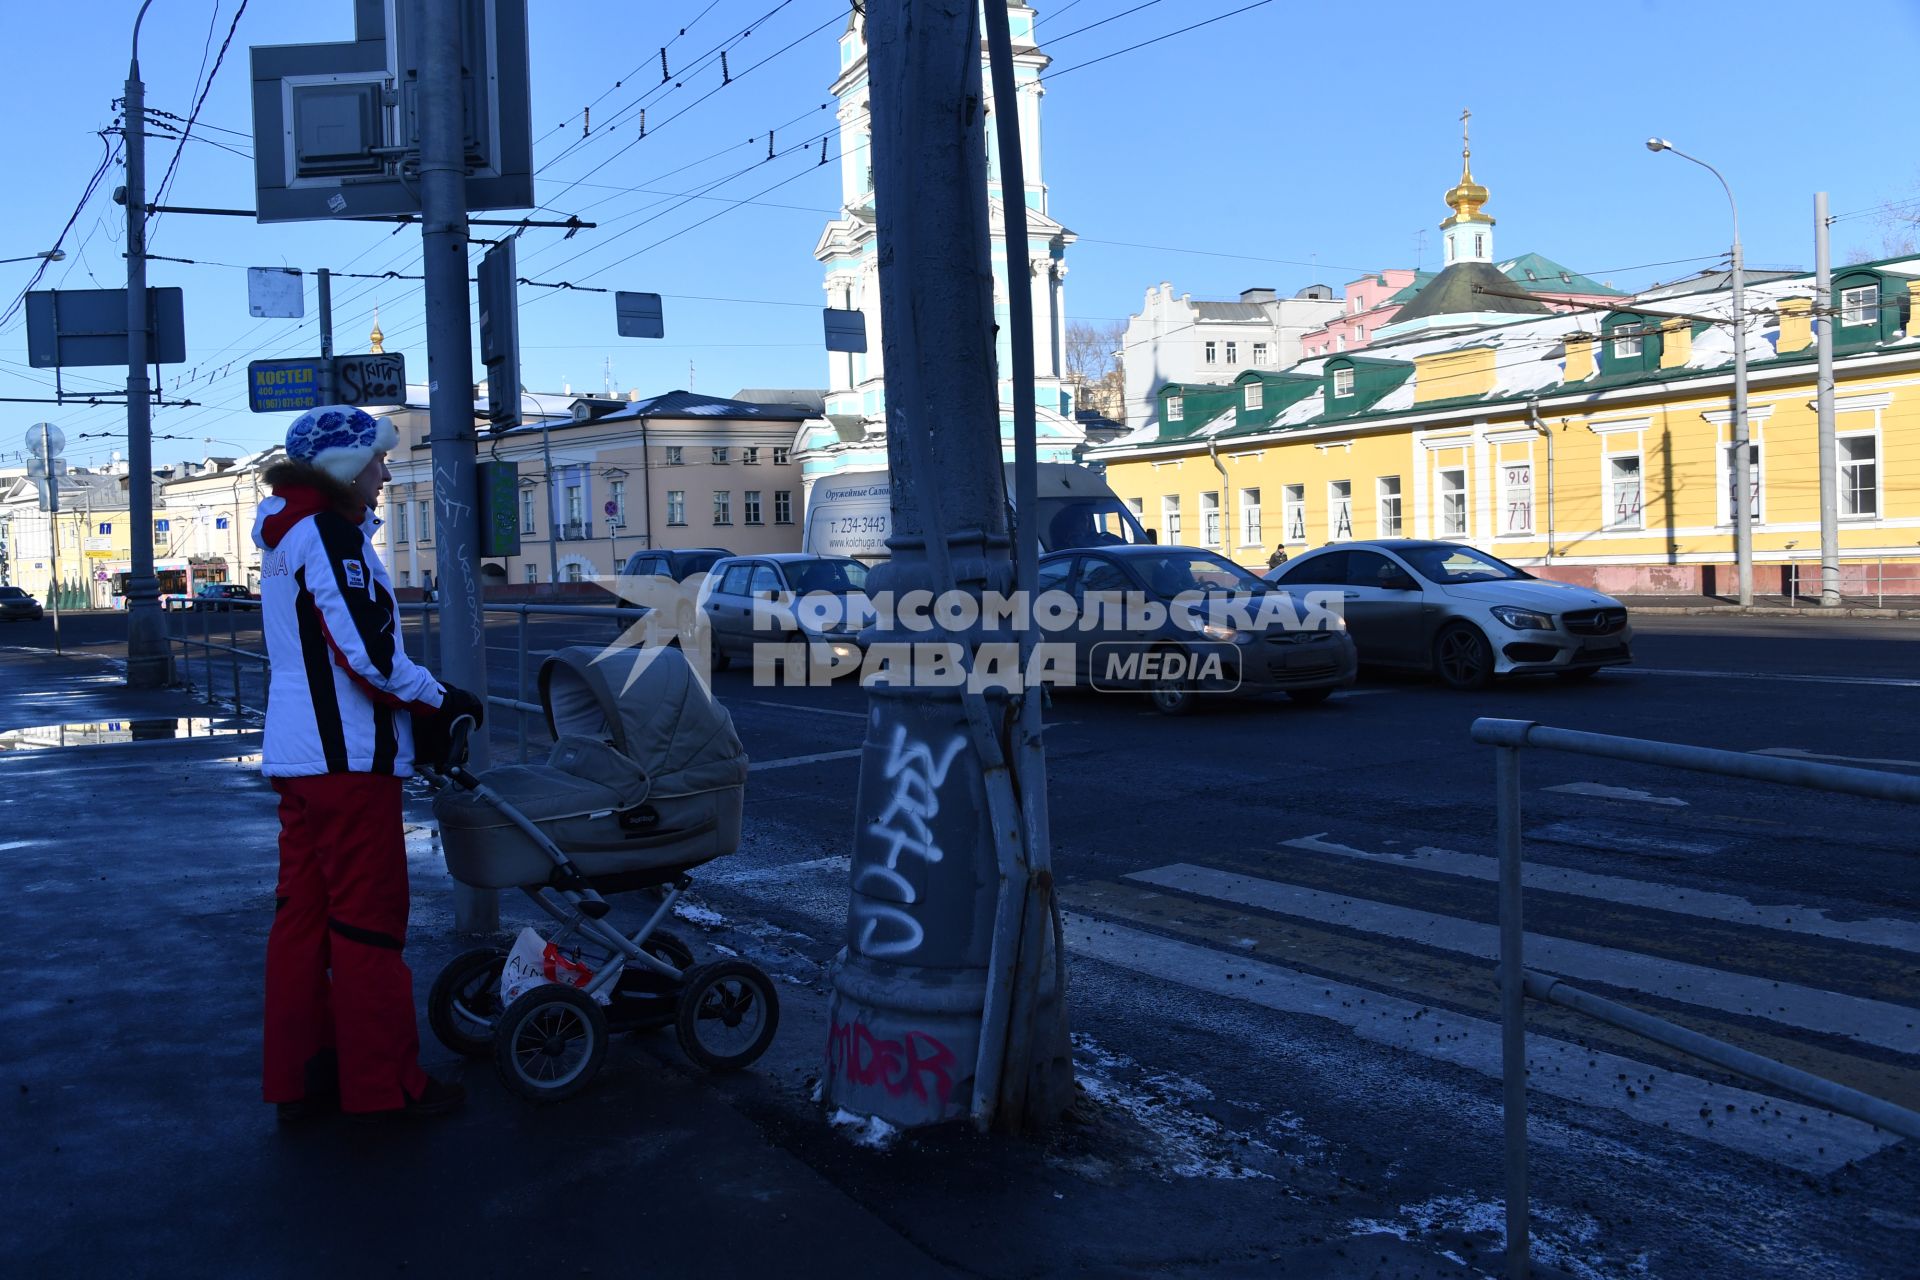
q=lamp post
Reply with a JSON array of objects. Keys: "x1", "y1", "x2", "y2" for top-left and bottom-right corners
[
  {"x1": 1647, "y1": 138, "x2": 1751, "y2": 606},
  {"x1": 0, "y1": 250, "x2": 65, "y2": 266},
  {"x1": 122, "y1": 0, "x2": 171, "y2": 683}
]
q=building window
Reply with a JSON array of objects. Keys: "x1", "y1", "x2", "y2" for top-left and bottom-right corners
[
  {"x1": 1332, "y1": 367, "x2": 1354, "y2": 398},
  {"x1": 773, "y1": 447, "x2": 791, "y2": 466},
  {"x1": 1329, "y1": 481, "x2": 1353, "y2": 540},
  {"x1": 1245, "y1": 383, "x2": 1264, "y2": 411},
  {"x1": 711, "y1": 447, "x2": 729, "y2": 465},
  {"x1": 418, "y1": 500, "x2": 432, "y2": 543},
  {"x1": 1225, "y1": 341, "x2": 1238, "y2": 366},
  {"x1": 1124, "y1": 496, "x2": 1145, "y2": 524},
  {"x1": 1354, "y1": 325, "x2": 1366, "y2": 342},
  {"x1": 1724, "y1": 442, "x2": 1762, "y2": 523},
  {"x1": 665, "y1": 446, "x2": 684, "y2": 466},
  {"x1": 1167, "y1": 395, "x2": 1184, "y2": 422},
  {"x1": 565, "y1": 562, "x2": 584, "y2": 584},
  {"x1": 1283, "y1": 484, "x2": 1306, "y2": 542},
  {"x1": 742, "y1": 447, "x2": 760, "y2": 465},
  {"x1": 1840, "y1": 435, "x2": 1877, "y2": 517},
  {"x1": 520, "y1": 491, "x2": 534, "y2": 534},
  {"x1": 394, "y1": 501, "x2": 409, "y2": 544},
  {"x1": 774, "y1": 490, "x2": 794, "y2": 524},
  {"x1": 667, "y1": 490, "x2": 686, "y2": 525},
  {"x1": 744, "y1": 490, "x2": 763, "y2": 524},
  {"x1": 1608, "y1": 455, "x2": 1643, "y2": 529},
  {"x1": 1204, "y1": 341, "x2": 1217, "y2": 365},
  {"x1": 565, "y1": 483, "x2": 584, "y2": 525},
  {"x1": 1161, "y1": 495, "x2": 1181, "y2": 543},
  {"x1": 525, "y1": 564, "x2": 538, "y2": 584},
  {"x1": 1253, "y1": 342, "x2": 1270, "y2": 366},
  {"x1": 713, "y1": 490, "x2": 732, "y2": 525},
  {"x1": 398, "y1": 569, "x2": 411, "y2": 587},
  {"x1": 1438, "y1": 468, "x2": 1468, "y2": 536},
  {"x1": 1377, "y1": 476, "x2": 1403, "y2": 537},
  {"x1": 1200, "y1": 492, "x2": 1221, "y2": 547},
  {"x1": 1239, "y1": 488, "x2": 1261, "y2": 546},
  {"x1": 153, "y1": 520, "x2": 170, "y2": 544},
  {"x1": 610, "y1": 480, "x2": 626, "y2": 527},
  {"x1": 1612, "y1": 331, "x2": 1642, "y2": 360},
  {"x1": 1840, "y1": 283, "x2": 1879, "y2": 327},
  {"x1": 1495, "y1": 463, "x2": 1531, "y2": 535},
  {"x1": 1473, "y1": 232, "x2": 1484, "y2": 258}
]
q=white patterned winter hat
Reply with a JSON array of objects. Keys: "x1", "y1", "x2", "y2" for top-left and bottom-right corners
[{"x1": 284, "y1": 405, "x2": 399, "y2": 486}]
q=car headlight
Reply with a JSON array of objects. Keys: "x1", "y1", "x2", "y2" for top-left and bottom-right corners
[
  {"x1": 1489, "y1": 606, "x2": 1554, "y2": 631},
  {"x1": 1199, "y1": 621, "x2": 1238, "y2": 642}
]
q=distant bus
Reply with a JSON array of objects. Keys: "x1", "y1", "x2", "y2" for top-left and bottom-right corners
[{"x1": 108, "y1": 559, "x2": 226, "y2": 608}]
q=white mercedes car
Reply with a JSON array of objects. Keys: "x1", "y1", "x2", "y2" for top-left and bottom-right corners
[{"x1": 1265, "y1": 540, "x2": 1632, "y2": 689}]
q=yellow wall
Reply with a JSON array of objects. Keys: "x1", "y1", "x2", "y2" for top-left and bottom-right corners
[{"x1": 1102, "y1": 363, "x2": 1920, "y2": 573}]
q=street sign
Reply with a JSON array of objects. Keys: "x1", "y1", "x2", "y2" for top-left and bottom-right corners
[
  {"x1": 478, "y1": 239, "x2": 521, "y2": 429},
  {"x1": 247, "y1": 353, "x2": 406, "y2": 412},
  {"x1": 616, "y1": 292, "x2": 664, "y2": 340},
  {"x1": 249, "y1": 0, "x2": 534, "y2": 223},
  {"x1": 25, "y1": 288, "x2": 188, "y2": 368},
  {"x1": 248, "y1": 267, "x2": 305, "y2": 318},
  {"x1": 476, "y1": 460, "x2": 520, "y2": 557},
  {"x1": 824, "y1": 307, "x2": 868, "y2": 354},
  {"x1": 603, "y1": 499, "x2": 618, "y2": 518},
  {"x1": 26, "y1": 423, "x2": 65, "y2": 457}
]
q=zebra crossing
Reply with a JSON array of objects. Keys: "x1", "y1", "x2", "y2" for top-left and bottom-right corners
[{"x1": 702, "y1": 794, "x2": 1919, "y2": 1178}]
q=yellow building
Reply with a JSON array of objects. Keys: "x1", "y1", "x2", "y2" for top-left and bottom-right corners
[
  {"x1": 0, "y1": 471, "x2": 132, "y2": 607},
  {"x1": 1092, "y1": 249, "x2": 1920, "y2": 599}
]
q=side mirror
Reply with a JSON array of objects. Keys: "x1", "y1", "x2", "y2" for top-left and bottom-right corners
[{"x1": 1384, "y1": 574, "x2": 1418, "y2": 592}]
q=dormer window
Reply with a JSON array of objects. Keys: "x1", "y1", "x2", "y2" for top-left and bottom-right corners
[
  {"x1": 1612, "y1": 331, "x2": 1642, "y2": 360},
  {"x1": 572, "y1": 402, "x2": 591, "y2": 422},
  {"x1": 1333, "y1": 367, "x2": 1355, "y2": 398},
  {"x1": 1167, "y1": 395, "x2": 1184, "y2": 422},
  {"x1": 1841, "y1": 283, "x2": 1879, "y2": 327},
  {"x1": 1245, "y1": 383, "x2": 1264, "y2": 410}
]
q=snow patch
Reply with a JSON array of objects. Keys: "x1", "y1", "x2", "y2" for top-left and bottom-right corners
[
  {"x1": 1069, "y1": 1033, "x2": 1290, "y2": 1181},
  {"x1": 673, "y1": 902, "x2": 726, "y2": 929},
  {"x1": 1346, "y1": 1195, "x2": 1648, "y2": 1280},
  {"x1": 829, "y1": 1108, "x2": 899, "y2": 1150}
]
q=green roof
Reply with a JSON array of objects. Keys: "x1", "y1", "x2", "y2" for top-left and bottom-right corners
[
  {"x1": 1497, "y1": 251, "x2": 1623, "y2": 296},
  {"x1": 1391, "y1": 262, "x2": 1553, "y2": 325}
]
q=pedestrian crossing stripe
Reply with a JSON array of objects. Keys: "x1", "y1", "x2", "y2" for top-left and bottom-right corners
[
  {"x1": 1062, "y1": 911, "x2": 1898, "y2": 1175},
  {"x1": 1126, "y1": 862, "x2": 1920, "y2": 1056}
]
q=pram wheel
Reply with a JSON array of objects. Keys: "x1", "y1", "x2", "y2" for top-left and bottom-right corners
[
  {"x1": 675, "y1": 961, "x2": 780, "y2": 1073},
  {"x1": 608, "y1": 930, "x2": 697, "y2": 1031},
  {"x1": 494, "y1": 984, "x2": 609, "y2": 1103},
  {"x1": 428, "y1": 947, "x2": 509, "y2": 1058}
]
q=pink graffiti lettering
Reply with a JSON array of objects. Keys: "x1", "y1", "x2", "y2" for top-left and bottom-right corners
[{"x1": 827, "y1": 1020, "x2": 958, "y2": 1109}]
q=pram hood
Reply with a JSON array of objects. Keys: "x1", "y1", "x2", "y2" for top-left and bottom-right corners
[{"x1": 539, "y1": 645, "x2": 748, "y2": 798}]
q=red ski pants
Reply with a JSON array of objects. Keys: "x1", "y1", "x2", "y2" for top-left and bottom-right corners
[{"x1": 264, "y1": 773, "x2": 429, "y2": 1113}]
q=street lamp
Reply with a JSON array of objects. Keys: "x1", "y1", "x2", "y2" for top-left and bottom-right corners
[
  {"x1": 0, "y1": 249, "x2": 65, "y2": 266},
  {"x1": 1647, "y1": 137, "x2": 1751, "y2": 606}
]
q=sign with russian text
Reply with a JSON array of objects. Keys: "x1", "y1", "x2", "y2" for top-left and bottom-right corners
[
  {"x1": 248, "y1": 359, "x2": 322, "y2": 412},
  {"x1": 247, "y1": 353, "x2": 407, "y2": 413}
]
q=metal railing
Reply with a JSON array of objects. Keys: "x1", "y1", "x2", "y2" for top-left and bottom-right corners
[
  {"x1": 1784, "y1": 558, "x2": 1920, "y2": 608},
  {"x1": 165, "y1": 597, "x2": 646, "y2": 764},
  {"x1": 1470, "y1": 717, "x2": 1920, "y2": 1279}
]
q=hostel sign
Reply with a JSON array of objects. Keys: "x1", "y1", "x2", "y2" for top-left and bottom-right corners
[{"x1": 247, "y1": 353, "x2": 407, "y2": 413}]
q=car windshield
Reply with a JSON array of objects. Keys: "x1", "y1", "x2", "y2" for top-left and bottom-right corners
[
  {"x1": 1399, "y1": 544, "x2": 1531, "y2": 584},
  {"x1": 0, "y1": 587, "x2": 25, "y2": 598},
  {"x1": 1128, "y1": 551, "x2": 1268, "y2": 597},
  {"x1": 786, "y1": 559, "x2": 870, "y2": 594}
]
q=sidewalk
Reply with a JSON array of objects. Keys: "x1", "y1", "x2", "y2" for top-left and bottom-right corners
[
  {"x1": 0, "y1": 644, "x2": 1493, "y2": 1279},
  {"x1": 1615, "y1": 594, "x2": 1920, "y2": 619}
]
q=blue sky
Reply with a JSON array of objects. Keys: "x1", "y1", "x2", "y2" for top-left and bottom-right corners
[{"x1": 5, "y1": 0, "x2": 1916, "y2": 468}]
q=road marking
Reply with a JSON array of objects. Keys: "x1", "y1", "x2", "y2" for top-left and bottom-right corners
[
  {"x1": 1126, "y1": 863, "x2": 1920, "y2": 1054},
  {"x1": 1544, "y1": 782, "x2": 1688, "y2": 807},
  {"x1": 1619, "y1": 667, "x2": 1920, "y2": 689},
  {"x1": 1063, "y1": 914, "x2": 1892, "y2": 1175},
  {"x1": 1754, "y1": 747, "x2": 1920, "y2": 771},
  {"x1": 749, "y1": 749, "x2": 864, "y2": 772},
  {"x1": 738, "y1": 699, "x2": 870, "y2": 721},
  {"x1": 0, "y1": 839, "x2": 41, "y2": 852},
  {"x1": 1526, "y1": 820, "x2": 1724, "y2": 859},
  {"x1": 1283, "y1": 834, "x2": 1920, "y2": 955}
]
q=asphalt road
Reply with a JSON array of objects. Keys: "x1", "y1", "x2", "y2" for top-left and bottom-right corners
[{"x1": 11, "y1": 606, "x2": 1918, "y2": 1277}]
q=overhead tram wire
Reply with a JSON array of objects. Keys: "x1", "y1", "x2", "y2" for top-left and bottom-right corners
[
  {"x1": 1043, "y1": 0, "x2": 1174, "y2": 46},
  {"x1": 1042, "y1": 0, "x2": 1279, "y2": 81},
  {"x1": 0, "y1": 130, "x2": 121, "y2": 332},
  {"x1": 149, "y1": 0, "x2": 251, "y2": 245},
  {"x1": 532, "y1": 0, "x2": 725, "y2": 152}
]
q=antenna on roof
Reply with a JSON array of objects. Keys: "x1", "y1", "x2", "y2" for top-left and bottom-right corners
[{"x1": 1414, "y1": 228, "x2": 1428, "y2": 271}]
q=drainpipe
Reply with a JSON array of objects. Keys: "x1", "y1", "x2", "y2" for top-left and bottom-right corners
[
  {"x1": 1207, "y1": 437, "x2": 1232, "y2": 560},
  {"x1": 1527, "y1": 397, "x2": 1555, "y2": 569},
  {"x1": 640, "y1": 417, "x2": 653, "y2": 550}
]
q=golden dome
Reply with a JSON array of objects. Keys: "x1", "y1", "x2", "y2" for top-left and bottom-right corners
[
  {"x1": 1442, "y1": 108, "x2": 1491, "y2": 225},
  {"x1": 369, "y1": 305, "x2": 385, "y2": 355}
]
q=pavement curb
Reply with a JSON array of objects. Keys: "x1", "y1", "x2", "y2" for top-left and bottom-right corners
[{"x1": 1629, "y1": 605, "x2": 1920, "y2": 619}]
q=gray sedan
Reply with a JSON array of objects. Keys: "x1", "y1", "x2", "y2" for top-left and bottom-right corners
[{"x1": 1265, "y1": 540, "x2": 1632, "y2": 689}]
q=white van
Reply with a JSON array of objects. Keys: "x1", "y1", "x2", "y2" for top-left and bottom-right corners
[{"x1": 803, "y1": 462, "x2": 1149, "y2": 562}]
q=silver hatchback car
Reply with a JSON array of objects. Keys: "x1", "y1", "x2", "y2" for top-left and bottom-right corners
[{"x1": 1266, "y1": 540, "x2": 1632, "y2": 689}]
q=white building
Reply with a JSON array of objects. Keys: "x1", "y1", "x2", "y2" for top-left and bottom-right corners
[
  {"x1": 799, "y1": 2, "x2": 1086, "y2": 498},
  {"x1": 1120, "y1": 283, "x2": 1345, "y2": 432}
]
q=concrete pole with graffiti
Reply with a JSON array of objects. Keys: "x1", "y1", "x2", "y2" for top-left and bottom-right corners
[{"x1": 822, "y1": 0, "x2": 1073, "y2": 1132}]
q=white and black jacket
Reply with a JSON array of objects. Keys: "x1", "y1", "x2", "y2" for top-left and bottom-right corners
[{"x1": 254, "y1": 481, "x2": 444, "y2": 777}]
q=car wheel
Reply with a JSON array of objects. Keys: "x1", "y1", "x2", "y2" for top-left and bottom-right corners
[
  {"x1": 1146, "y1": 647, "x2": 1198, "y2": 717},
  {"x1": 1287, "y1": 686, "x2": 1334, "y2": 706},
  {"x1": 1433, "y1": 623, "x2": 1494, "y2": 691}
]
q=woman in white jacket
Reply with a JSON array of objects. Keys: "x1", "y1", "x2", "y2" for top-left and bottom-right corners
[{"x1": 254, "y1": 405, "x2": 483, "y2": 1122}]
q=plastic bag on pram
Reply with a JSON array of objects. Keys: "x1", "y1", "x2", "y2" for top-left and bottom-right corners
[{"x1": 434, "y1": 645, "x2": 748, "y2": 892}]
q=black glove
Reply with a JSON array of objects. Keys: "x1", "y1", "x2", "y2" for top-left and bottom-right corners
[
  {"x1": 439, "y1": 683, "x2": 486, "y2": 730},
  {"x1": 412, "y1": 684, "x2": 484, "y2": 769}
]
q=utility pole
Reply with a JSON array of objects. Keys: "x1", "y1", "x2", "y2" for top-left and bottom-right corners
[
  {"x1": 123, "y1": 1, "x2": 169, "y2": 686},
  {"x1": 824, "y1": 0, "x2": 1070, "y2": 1134},
  {"x1": 419, "y1": 0, "x2": 497, "y2": 933},
  {"x1": 39, "y1": 424, "x2": 62, "y2": 655},
  {"x1": 1730, "y1": 227, "x2": 1753, "y2": 606},
  {"x1": 1814, "y1": 192, "x2": 1840, "y2": 608},
  {"x1": 316, "y1": 267, "x2": 335, "y2": 404}
]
